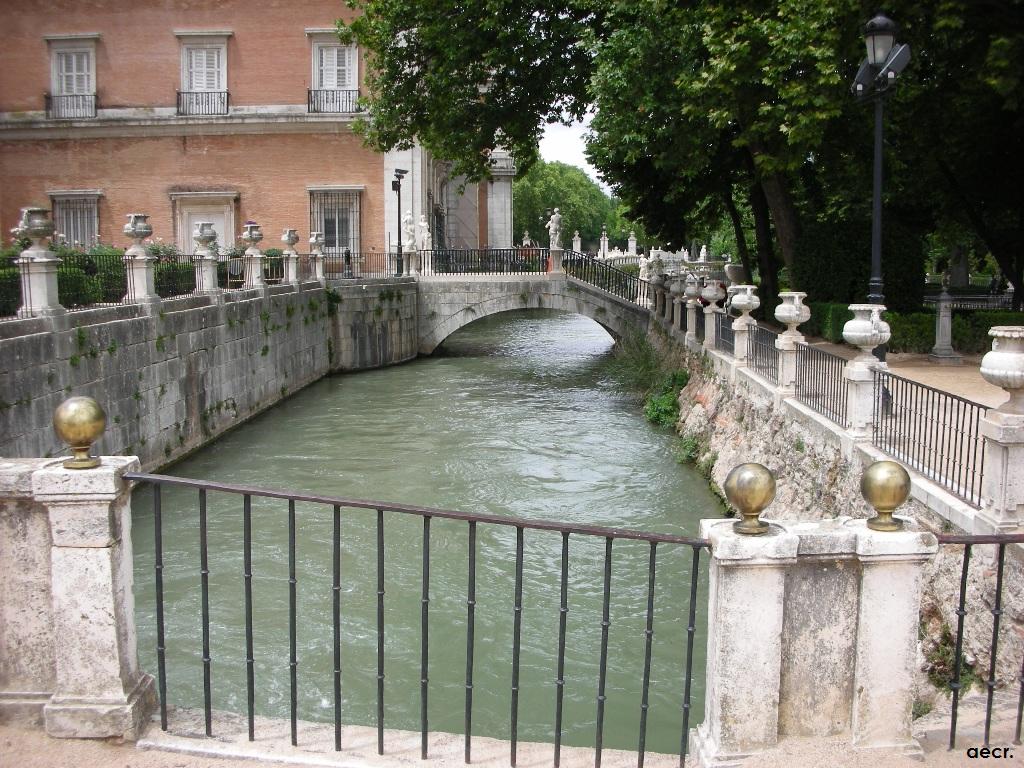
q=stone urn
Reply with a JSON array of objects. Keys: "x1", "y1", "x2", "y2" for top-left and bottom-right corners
[
  {"x1": 684, "y1": 274, "x2": 701, "y2": 304},
  {"x1": 701, "y1": 278, "x2": 725, "y2": 305},
  {"x1": 281, "y1": 228, "x2": 300, "y2": 249},
  {"x1": 241, "y1": 222, "x2": 263, "y2": 248},
  {"x1": 775, "y1": 291, "x2": 810, "y2": 335},
  {"x1": 309, "y1": 231, "x2": 324, "y2": 254},
  {"x1": 731, "y1": 285, "x2": 760, "y2": 318},
  {"x1": 193, "y1": 222, "x2": 217, "y2": 254},
  {"x1": 842, "y1": 304, "x2": 891, "y2": 360},
  {"x1": 670, "y1": 273, "x2": 685, "y2": 302},
  {"x1": 724, "y1": 262, "x2": 745, "y2": 286},
  {"x1": 12, "y1": 206, "x2": 55, "y2": 248},
  {"x1": 123, "y1": 213, "x2": 153, "y2": 242},
  {"x1": 981, "y1": 326, "x2": 1024, "y2": 414}
]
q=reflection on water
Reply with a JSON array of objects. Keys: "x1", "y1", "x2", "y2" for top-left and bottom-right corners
[{"x1": 133, "y1": 310, "x2": 719, "y2": 753}]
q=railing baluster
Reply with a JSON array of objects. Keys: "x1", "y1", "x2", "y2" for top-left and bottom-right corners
[
  {"x1": 984, "y1": 543, "x2": 1006, "y2": 746},
  {"x1": 637, "y1": 542, "x2": 657, "y2": 768},
  {"x1": 1015, "y1": 651, "x2": 1023, "y2": 745},
  {"x1": 154, "y1": 484, "x2": 168, "y2": 730},
  {"x1": 288, "y1": 498, "x2": 298, "y2": 746},
  {"x1": 465, "y1": 521, "x2": 477, "y2": 764},
  {"x1": 595, "y1": 537, "x2": 613, "y2": 768},
  {"x1": 948, "y1": 543, "x2": 972, "y2": 750},
  {"x1": 333, "y1": 504, "x2": 342, "y2": 751},
  {"x1": 244, "y1": 493, "x2": 255, "y2": 741},
  {"x1": 199, "y1": 488, "x2": 212, "y2": 736},
  {"x1": 510, "y1": 526, "x2": 525, "y2": 767},
  {"x1": 554, "y1": 531, "x2": 570, "y2": 768},
  {"x1": 680, "y1": 546, "x2": 702, "y2": 767},
  {"x1": 376, "y1": 508, "x2": 385, "y2": 755},
  {"x1": 421, "y1": 516, "x2": 431, "y2": 760}
]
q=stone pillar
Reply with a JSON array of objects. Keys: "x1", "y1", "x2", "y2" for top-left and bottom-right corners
[
  {"x1": 241, "y1": 222, "x2": 265, "y2": 289},
  {"x1": 281, "y1": 228, "x2": 300, "y2": 284},
  {"x1": 309, "y1": 233, "x2": 326, "y2": 284},
  {"x1": 627, "y1": 230, "x2": 637, "y2": 256},
  {"x1": 731, "y1": 286, "x2": 760, "y2": 365},
  {"x1": 571, "y1": 231, "x2": 581, "y2": 253},
  {"x1": 122, "y1": 214, "x2": 160, "y2": 311},
  {"x1": 14, "y1": 207, "x2": 65, "y2": 319},
  {"x1": 599, "y1": 226, "x2": 609, "y2": 259},
  {"x1": 929, "y1": 290, "x2": 962, "y2": 365},
  {"x1": 549, "y1": 246, "x2": 564, "y2": 275},
  {"x1": 34, "y1": 457, "x2": 157, "y2": 739},
  {"x1": 774, "y1": 292, "x2": 810, "y2": 397},
  {"x1": 702, "y1": 279, "x2": 725, "y2": 351},
  {"x1": 690, "y1": 519, "x2": 799, "y2": 765},
  {"x1": 843, "y1": 305, "x2": 891, "y2": 438},
  {"x1": 978, "y1": 326, "x2": 1024, "y2": 529},
  {"x1": 192, "y1": 222, "x2": 222, "y2": 296}
]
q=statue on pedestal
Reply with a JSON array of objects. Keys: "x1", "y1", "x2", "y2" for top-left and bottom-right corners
[
  {"x1": 545, "y1": 208, "x2": 562, "y2": 250},
  {"x1": 417, "y1": 214, "x2": 432, "y2": 251}
]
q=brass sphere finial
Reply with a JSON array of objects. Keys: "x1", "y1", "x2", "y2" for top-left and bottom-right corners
[
  {"x1": 861, "y1": 460, "x2": 910, "y2": 531},
  {"x1": 724, "y1": 462, "x2": 777, "y2": 535},
  {"x1": 52, "y1": 396, "x2": 106, "y2": 469}
]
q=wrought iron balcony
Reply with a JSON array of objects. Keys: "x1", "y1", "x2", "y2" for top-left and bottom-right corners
[
  {"x1": 44, "y1": 93, "x2": 97, "y2": 119},
  {"x1": 307, "y1": 89, "x2": 360, "y2": 114},
  {"x1": 176, "y1": 90, "x2": 229, "y2": 116}
]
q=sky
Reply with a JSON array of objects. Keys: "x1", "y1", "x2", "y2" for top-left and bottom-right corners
[{"x1": 538, "y1": 115, "x2": 611, "y2": 193}]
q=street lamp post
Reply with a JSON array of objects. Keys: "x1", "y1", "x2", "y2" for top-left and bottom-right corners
[
  {"x1": 392, "y1": 169, "x2": 408, "y2": 276},
  {"x1": 851, "y1": 13, "x2": 910, "y2": 360}
]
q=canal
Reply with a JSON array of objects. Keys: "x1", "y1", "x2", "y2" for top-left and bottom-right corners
[{"x1": 132, "y1": 309, "x2": 720, "y2": 755}]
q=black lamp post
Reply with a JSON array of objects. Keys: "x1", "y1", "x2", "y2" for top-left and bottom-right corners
[
  {"x1": 852, "y1": 13, "x2": 910, "y2": 360},
  {"x1": 392, "y1": 168, "x2": 408, "y2": 276}
]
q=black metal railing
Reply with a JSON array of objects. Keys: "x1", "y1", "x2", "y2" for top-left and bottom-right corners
[
  {"x1": 427, "y1": 248, "x2": 548, "y2": 275},
  {"x1": 694, "y1": 307, "x2": 705, "y2": 343},
  {"x1": 747, "y1": 325, "x2": 779, "y2": 384},
  {"x1": 564, "y1": 251, "x2": 650, "y2": 307},
  {"x1": 938, "y1": 532, "x2": 1024, "y2": 751},
  {"x1": 177, "y1": 90, "x2": 229, "y2": 116},
  {"x1": 57, "y1": 251, "x2": 131, "y2": 310},
  {"x1": 219, "y1": 255, "x2": 245, "y2": 289},
  {"x1": 154, "y1": 257, "x2": 197, "y2": 298},
  {"x1": 924, "y1": 294, "x2": 1013, "y2": 310},
  {"x1": 872, "y1": 370, "x2": 986, "y2": 506},
  {"x1": 1, "y1": 255, "x2": 25, "y2": 319},
  {"x1": 127, "y1": 472, "x2": 709, "y2": 767},
  {"x1": 307, "y1": 89, "x2": 360, "y2": 113},
  {"x1": 795, "y1": 343, "x2": 849, "y2": 426},
  {"x1": 715, "y1": 312, "x2": 734, "y2": 355},
  {"x1": 264, "y1": 253, "x2": 285, "y2": 284},
  {"x1": 324, "y1": 250, "x2": 394, "y2": 279},
  {"x1": 45, "y1": 92, "x2": 97, "y2": 119}
]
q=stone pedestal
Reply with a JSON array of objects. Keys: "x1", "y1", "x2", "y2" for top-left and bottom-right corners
[
  {"x1": 673, "y1": 298, "x2": 684, "y2": 332},
  {"x1": 978, "y1": 412, "x2": 1024, "y2": 529},
  {"x1": 16, "y1": 250, "x2": 65, "y2": 319},
  {"x1": 844, "y1": 359, "x2": 876, "y2": 438},
  {"x1": 283, "y1": 250, "x2": 300, "y2": 284},
  {"x1": 193, "y1": 253, "x2": 221, "y2": 296},
  {"x1": 686, "y1": 301, "x2": 699, "y2": 343},
  {"x1": 690, "y1": 517, "x2": 936, "y2": 767},
  {"x1": 124, "y1": 245, "x2": 160, "y2": 311},
  {"x1": 703, "y1": 306, "x2": 718, "y2": 351},
  {"x1": 929, "y1": 292, "x2": 962, "y2": 365},
  {"x1": 775, "y1": 332, "x2": 799, "y2": 396},
  {"x1": 549, "y1": 247, "x2": 564, "y2": 275},
  {"x1": 33, "y1": 457, "x2": 156, "y2": 739},
  {"x1": 732, "y1": 315, "x2": 754, "y2": 364},
  {"x1": 243, "y1": 248, "x2": 265, "y2": 289}
]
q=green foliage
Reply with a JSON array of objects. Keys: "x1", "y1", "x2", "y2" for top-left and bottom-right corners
[
  {"x1": 605, "y1": 331, "x2": 663, "y2": 396},
  {"x1": 952, "y1": 311, "x2": 1024, "y2": 354},
  {"x1": 803, "y1": 302, "x2": 853, "y2": 343},
  {"x1": 884, "y1": 311, "x2": 934, "y2": 353},
  {"x1": 925, "y1": 624, "x2": 979, "y2": 694},
  {"x1": 641, "y1": 370, "x2": 690, "y2": 428},
  {"x1": 0, "y1": 268, "x2": 19, "y2": 317},
  {"x1": 154, "y1": 262, "x2": 196, "y2": 298},
  {"x1": 57, "y1": 267, "x2": 104, "y2": 308}
]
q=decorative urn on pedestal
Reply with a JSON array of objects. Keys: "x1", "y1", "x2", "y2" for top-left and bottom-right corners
[
  {"x1": 684, "y1": 274, "x2": 701, "y2": 304},
  {"x1": 123, "y1": 213, "x2": 153, "y2": 244},
  {"x1": 981, "y1": 327, "x2": 1024, "y2": 414},
  {"x1": 281, "y1": 228, "x2": 300, "y2": 249},
  {"x1": 775, "y1": 291, "x2": 811, "y2": 336},
  {"x1": 842, "y1": 304, "x2": 891, "y2": 361},
  {"x1": 701, "y1": 278, "x2": 725, "y2": 305},
  {"x1": 241, "y1": 222, "x2": 263, "y2": 248},
  {"x1": 731, "y1": 285, "x2": 760, "y2": 319}
]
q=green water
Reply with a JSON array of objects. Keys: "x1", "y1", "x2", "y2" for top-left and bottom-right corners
[{"x1": 132, "y1": 310, "x2": 718, "y2": 754}]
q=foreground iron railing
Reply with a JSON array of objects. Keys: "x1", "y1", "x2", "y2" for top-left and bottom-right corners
[
  {"x1": 872, "y1": 371, "x2": 985, "y2": 506},
  {"x1": 324, "y1": 250, "x2": 399, "y2": 279},
  {"x1": 795, "y1": 343, "x2": 849, "y2": 426},
  {"x1": 308, "y1": 89, "x2": 360, "y2": 113},
  {"x1": 57, "y1": 251, "x2": 132, "y2": 310},
  {"x1": 428, "y1": 248, "x2": 548, "y2": 275},
  {"x1": 45, "y1": 92, "x2": 97, "y2": 119},
  {"x1": 714, "y1": 313, "x2": 733, "y2": 355},
  {"x1": 747, "y1": 325, "x2": 779, "y2": 384},
  {"x1": 937, "y1": 532, "x2": 1024, "y2": 750},
  {"x1": 177, "y1": 90, "x2": 229, "y2": 116},
  {"x1": 564, "y1": 251, "x2": 649, "y2": 308},
  {"x1": 127, "y1": 472, "x2": 709, "y2": 767}
]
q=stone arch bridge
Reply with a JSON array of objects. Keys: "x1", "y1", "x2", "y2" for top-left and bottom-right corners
[{"x1": 416, "y1": 273, "x2": 651, "y2": 354}]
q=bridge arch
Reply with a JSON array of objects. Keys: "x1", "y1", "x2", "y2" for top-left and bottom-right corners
[{"x1": 417, "y1": 275, "x2": 650, "y2": 354}]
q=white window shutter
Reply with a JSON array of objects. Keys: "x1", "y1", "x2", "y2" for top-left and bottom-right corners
[{"x1": 319, "y1": 47, "x2": 337, "y2": 89}]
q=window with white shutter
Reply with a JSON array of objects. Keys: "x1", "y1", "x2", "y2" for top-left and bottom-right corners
[
  {"x1": 56, "y1": 51, "x2": 92, "y2": 95},
  {"x1": 46, "y1": 37, "x2": 98, "y2": 118},
  {"x1": 186, "y1": 47, "x2": 223, "y2": 91},
  {"x1": 176, "y1": 34, "x2": 230, "y2": 115},
  {"x1": 316, "y1": 45, "x2": 355, "y2": 90}
]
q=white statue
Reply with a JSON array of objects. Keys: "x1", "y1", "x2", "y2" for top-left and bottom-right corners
[
  {"x1": 639, "y1": 253, "x2": 650, "y2": 282},
  {"x1": 545, "y1": 208, "x2": 562, "y2": 250},
  {"x1": 402, "y1": 210, "x2": 415, "y2": 250},
  {"x1": 699, "y1": 244, "x2": 708, "y2": 262},
  {"x1": 522, "y1": 231, "x2": 534, "y2": 247},
  {"x1": 417, "y1": 214, "x2": 432, "y2": 251}
]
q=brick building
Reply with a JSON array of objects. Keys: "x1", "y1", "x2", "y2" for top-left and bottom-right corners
[{"x1": 0, "y1": 0, "x2": 514, "y2": 255}]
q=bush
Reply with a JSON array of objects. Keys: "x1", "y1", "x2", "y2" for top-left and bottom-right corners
[
  {"x1": 952, "y1": 311, "x2": 1024, "y2": 354},
  {"x1": 643, "y1": 370, "x2": 690, "y2": 428},
  {"x1": 58, "y1": 267, "x2": 104, "y2": 308},
  {"x1": 155, "y1": 262, "x2": 196, "y2": 298},
  {"x1": 884, "y1": 311, "x2": 934, "y2": 353},
  {"x1": 792, "y1": 217, "x2": 926, "y2": 312},
  {"x1": 618, "y1": 263, "x2": 640, "y2": 278},
  {"x1": 803, "y1": 302, "x2": 853, "y2": 343},
  {"x1": 0, "y1": 268, "x2": 20, "y2": 317}
]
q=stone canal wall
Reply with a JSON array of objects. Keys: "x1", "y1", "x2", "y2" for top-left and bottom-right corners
[{"x1": 0, "y1": 279, "x2": 418, "y2": 470}]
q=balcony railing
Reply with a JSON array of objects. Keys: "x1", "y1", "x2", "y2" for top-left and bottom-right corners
[
  {"x1": 45, "y1": 93, "x2": 97, "y2": 119},
  {"x1": 177, "y1": 90, "x2": 229, "y2": 116},
  {"x1": 307, "y1": 89, "x2": 360, "y2": 114}
]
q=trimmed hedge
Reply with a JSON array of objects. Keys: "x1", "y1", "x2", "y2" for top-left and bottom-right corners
[
  {"x1": 883, "y1": 309, "x2": 1024, "y2": 354},
  {"x1": 155, "y1": 262, "x2": 196, "y2": 298},
  {"x1": 0, "y1": 268, "x2": 20, "y2": 317},
  {"x1": 803, "y1": 302, "x2": 853, "y2": 343}
]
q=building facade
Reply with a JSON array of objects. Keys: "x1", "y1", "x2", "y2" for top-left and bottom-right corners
[{"x1": 0, "y1": 0, "x2": 514, "y2": 255}]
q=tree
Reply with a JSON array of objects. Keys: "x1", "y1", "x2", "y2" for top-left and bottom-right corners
[{"x1": 513, "y1": 160, "x2": 610, "y2": 248}]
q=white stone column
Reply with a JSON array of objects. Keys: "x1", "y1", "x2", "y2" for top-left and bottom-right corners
[
  {"x1": 849, "y1": 520, "x2": 937, "y2": 752},
  {"x1": 929, "y1": 289, "x2": 962, "y2": 365},
  {"x1": 774, "y1": 292, "x2": 810, "y2": 397},
  {"x1": 703, "y1": 279, "x2": 725, "y2": 351},
  {"x1": 599, "y1": 226, "x2": 609, "y2": 259},
  {"x1": 34, "y1": 457, "x2": 156, "y2": 739},
  {"x1": 572, "y1": 230, "x2": 582, "y2": 252},
  {"x1": 309, "y1": 233, "x2": 326, "y2": 284},
  {"x1": 690, "y1": 519, "x2": 799, "y2": 765},
  {"x1": 281, "y1": 228, "x2": 300, "y2": 284},
  {"x1": 549, "y1": 246, "x2": 564, "y2": 275},
  {"x1": 241, "y1": 222, "x2": 265, "y2": 289},
  {"x1": 731, "y1": 286, "x2": 759, "y2": 365},
  {"x1": 14, "y1": 207, "x2": 65, "y2": 319},
  {"x1": 978, "y1": 326, "x2": 1024, "y2": 529},
  {"x1": 627, "y1": 230, "x2": 637, "y2": 256},
  {"x1": 842, "y1": 305, "x2": 891, "y2": 438},
  {"x1": 122, "y1": 214, "x2": 160, "y2": 311},
  {"x1": 192, "y1": 222, "x2": 222, "y2": 297}
]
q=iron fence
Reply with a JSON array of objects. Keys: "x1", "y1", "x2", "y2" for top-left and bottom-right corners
[
  {"x1": 428, "y1": 248, "x2": 548, "y2": 275},
  {"x1": 715, "y1": 312, "x2": 734, "y2": 355},
  {"x1": 872, "y1": 370, "x2": 986, "y2": 506},
  {"x1": 0, "y1": 256, "x2": 25, "y2": 319},
  {"x1": 937, "y1": 532, "x2": 1024, "y2": 751},
  {"x1": 127, "y1": 471, "x2": 709, "y2": 767},
  {"x1": 747, "y1": 325, "x2": 779, "y2": 384},
  {"x1": 57, "y1": 251, "x2": 132, "y2": 310},
  {"x1": 45, "y1": 93, "x2": 97, "y2": 119},
  {"x1": 324, "y1": 251, "x2": 394, "y2": 279},
  {"x1": 923, "y1": 294, "x2": 1014, "y2": 311},
  {"x1": 219, "y1": 255, "x2": 245, "y2": 289},
  {"x1": 154, "y1": 257, "x2": 197, "y2": 299},
  {"x1": 795, "y1": 343, "x2": 849, "y2": 426},
  {"x1": 264, "y1": 253, "x2": 285, "y2": 285},
  {"x1": 308, "y1": 89, "x2": 360, "y2": 113},
  {"x1": 564, "y1": 251, "x2": 650, "y2": 307},
  {"x1": 177, "y1": 90, "x2": 229, "y2": 116}
]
